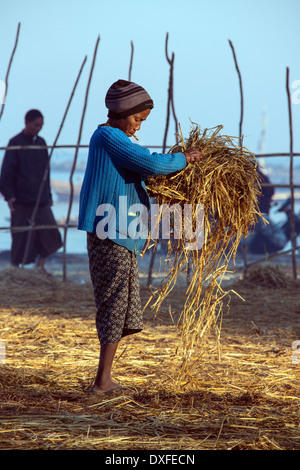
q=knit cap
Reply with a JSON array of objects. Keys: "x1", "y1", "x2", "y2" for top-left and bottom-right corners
[{"x1": 105, "y1": 79, "x2": 154, "y2": 118}]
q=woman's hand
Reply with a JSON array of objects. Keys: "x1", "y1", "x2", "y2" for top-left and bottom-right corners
[{"x1": 184, "y1": 148, "x2": 204, "y2": 163}]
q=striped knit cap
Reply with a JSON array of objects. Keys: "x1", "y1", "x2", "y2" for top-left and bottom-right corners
[{"x1": 105, "y1": 79, "x2": 154, "y2": 119}]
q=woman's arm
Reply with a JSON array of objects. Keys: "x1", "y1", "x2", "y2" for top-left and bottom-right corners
[{"x1": 99, "y1": 127, "x2": 188, "y2": 176}]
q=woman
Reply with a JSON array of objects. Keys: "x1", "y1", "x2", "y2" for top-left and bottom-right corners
[{"x1": 78, "y1": 79, "x2": 203, "y2": 393}]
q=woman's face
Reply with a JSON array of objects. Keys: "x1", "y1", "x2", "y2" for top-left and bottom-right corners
[{"x1": 117, "y1": 108, "x2": 151, "y2": 138}]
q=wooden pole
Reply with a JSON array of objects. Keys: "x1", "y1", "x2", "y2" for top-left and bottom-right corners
[
  {"x1": 228, "y1": 39, "x2": 248, "y2": 277},
  {"x1": 128, "y1": 41, "x2": 134, "y2": 81},
  {"x1": 0, "y1": 22, "x2": 21, "y2": 122},
  {"x1": 1, "y1": 145, "x2": 300, "y2": 157},
  {"x1": 228, "y1": 39, "x2": 244, "y2": 145},
  {"x1": 62, "y1": 35, "x2": 100, "y2": 281},
  {"x1": 162, "y1": 32, "x2": 178, "y2": 153},
  {"x1": 244, "y1": 244, "x2": 300, "y2": 268},
  {"x1": 148, "y1": 32, "x2": 179, "y2": 287},
  {"x1": 286, "y1": 67, "x2": 297, "y2": 279},
  {"x1": 21, "y1": 55, "x2": 87, "y2": 267}
]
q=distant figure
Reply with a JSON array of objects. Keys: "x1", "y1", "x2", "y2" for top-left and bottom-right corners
[
  {"x1": 277, "y1": 197, "x2": 300, "y2": 241},
  {"x1": 0, "y1": 109, "x2": 62, "y2": 273},
  {"x1": 247, "y1": 165, "x2": 287, "y2": 254},
  {"x1": 257, "y1": 166, "x2": 274, "y2": 215}
]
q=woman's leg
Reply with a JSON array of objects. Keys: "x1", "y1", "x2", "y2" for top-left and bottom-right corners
[
  {"x1": 87, "y1": 234, "x2": 142, "y2": 393},
  {"x1": 92, "y1": 342, "x2": 121, "y2": 393}
]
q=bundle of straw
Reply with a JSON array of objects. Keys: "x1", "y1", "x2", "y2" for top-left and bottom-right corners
[
  {"x1": 146, "y1": 123, "x2": 264, "y2": 378},
  {"x1": 245, "y1": 264, "x2": 292, "y2": 289}
]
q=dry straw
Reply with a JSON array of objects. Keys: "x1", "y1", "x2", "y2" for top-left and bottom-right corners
[
  {"x1": 0, "y1": 264, "x2": 299, "y2": 450},
  {"x1": 146, "y1": 123, "x2": 265, "y2": 378}
]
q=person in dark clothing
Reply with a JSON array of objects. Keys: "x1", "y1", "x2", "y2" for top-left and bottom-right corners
[
  {"x1": 0, "y1": 109, "x2": 62, "y2": 272},
  {"x1": 247, "y1": 165, "x2": 288, "y2": 254},
  {"x1": 257, "y1": 166, "x2": 274, "y2": 215}
]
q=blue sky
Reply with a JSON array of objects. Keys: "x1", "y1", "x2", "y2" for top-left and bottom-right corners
[{"x1": 1, "y1": 0, "x2": 300, "y2": 159}]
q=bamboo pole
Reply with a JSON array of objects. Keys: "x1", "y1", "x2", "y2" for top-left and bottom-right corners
[
  {"x1": 20, "y1": 55, "x2": 87, "y2": 267},
  {"x1": 62, "y1": 35, "x2": 100, "y2": 281},
  {"x1": 256, "y1": 152, "x2": 300, "y2": 157},
  {"x1": 0, "y1": 144, "x2": 88, "y2": 150},
  {"x1": 1, "y1": 145, "x2": 300, "y2": 157},
  {"x1": 286, "y1": 67, "x2": 297, "y2": 279},
  {"x1": 245, "y1": 244, "x2": 300, "y2": 268},
  {"x1": 0, "y1": 223, "x2": 77, "y2": 232},
  {"x1": 0, "y1": 22, "x2": 21, "y2": 122}
]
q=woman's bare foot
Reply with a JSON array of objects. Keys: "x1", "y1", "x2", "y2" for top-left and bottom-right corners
[
  {"x1": 91, "y1": 343, "x2": 120, "y2": 394},
  {"x1": 91, "y1": 378, "x2": 123, "y2": 394}
]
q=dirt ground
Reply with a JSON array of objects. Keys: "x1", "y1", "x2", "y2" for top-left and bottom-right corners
[{"x1": 0, "y1": 249, "x2": 299, "y2": 451}]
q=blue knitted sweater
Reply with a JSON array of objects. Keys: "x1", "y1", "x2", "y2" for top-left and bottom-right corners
[{"x1": 77, "y1": 125, "x2": 187, "y2": 253}]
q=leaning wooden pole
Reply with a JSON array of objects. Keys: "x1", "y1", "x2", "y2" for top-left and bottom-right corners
[
  {"x1": 62, "y1": 35, "x2": 100, "y2": 281},
  {"x1": 286, "y1": 67, "x2": 297, "y2": 279},
  {"x1": 21, "y1": 55, "x2": 87, "y2": 267},
  {"x1": 0, "y1": 22, "x2": 21, "y2": 122}
]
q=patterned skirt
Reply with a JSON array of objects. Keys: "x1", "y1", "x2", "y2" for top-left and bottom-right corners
[{"x1": 87, "y1": 233, "x2": 143, "y2": 344}]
